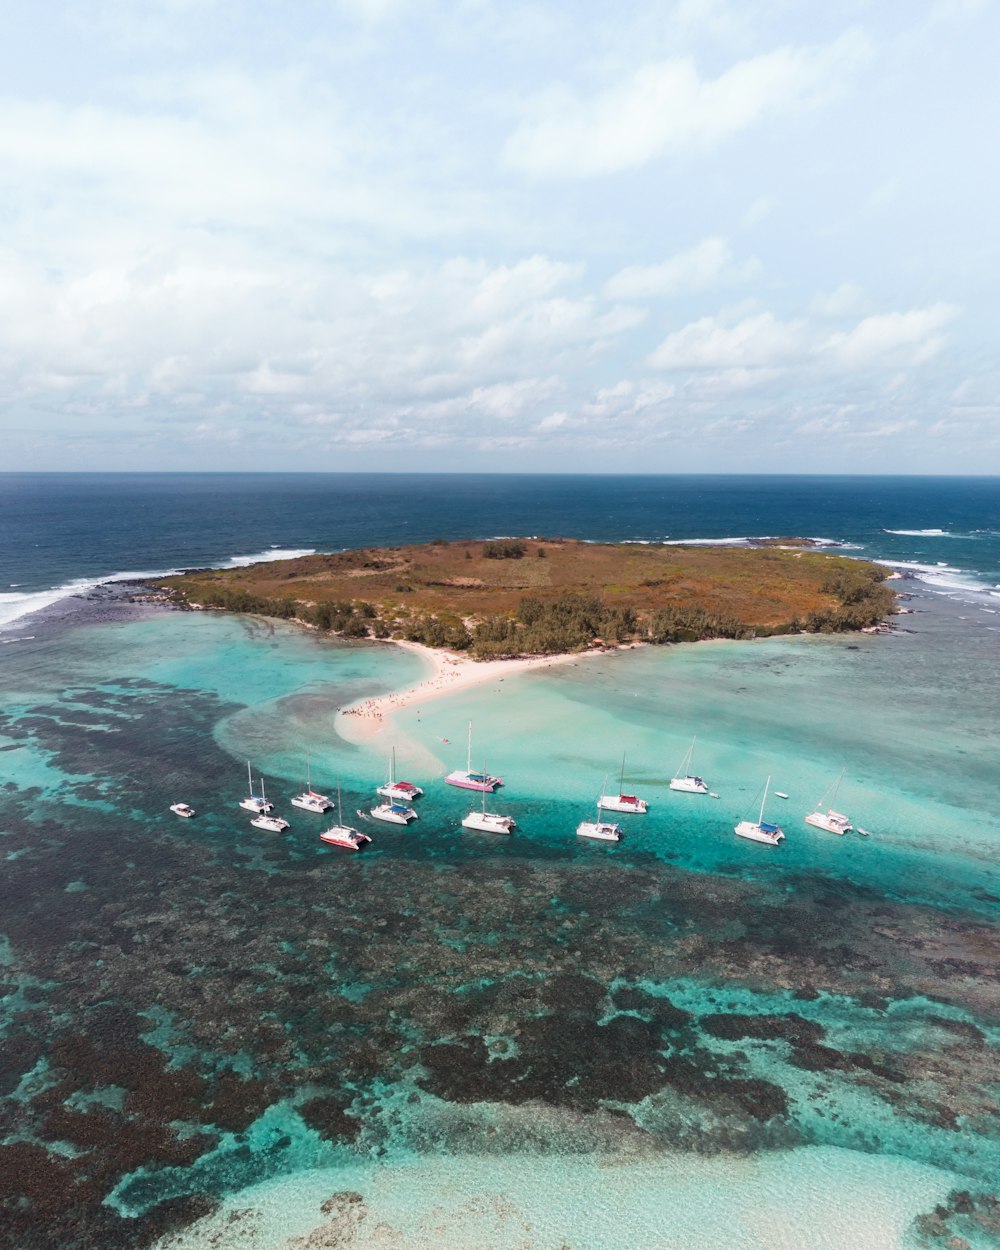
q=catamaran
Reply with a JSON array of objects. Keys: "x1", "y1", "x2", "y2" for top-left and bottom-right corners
[
  {"x1": 577, "y1": 780, "x2": 623, "y2": 841},
  {"x1": 291, "y1": 756, "x2": 333, "y2": 813},
  {"x1": 598, "y1": 753, "x2": 648, "y2": 814},
  {"x1": 669, "y1": 737, "x2": 710, "y2": 794},
  {"x1": 320, "y1": 782, "x2": 372, "y2": 850},
  {"x1": 377, "y1": 747, "x2": 424, "y2": 802},
  {"x1": 250, "y1": 778, "x2": 289, "y2": 832},
  {"x1": 445, "y1": 722, "x2": 501, "y2": 792},
  {"x1": 735, "y1": 776, "x2": 784, "y2": 846},
  {"x1": 462, "y1": 761, "x2": 515, "y2": 834},
  {"x1": 239, "y1": 760, "x2": 274, "y2": 814},
  {"x1": 805, "y1": 768, "x2": 853, "y2": 835}
]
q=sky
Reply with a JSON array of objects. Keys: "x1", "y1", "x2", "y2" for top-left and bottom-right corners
[{"x1": 1, "y1": 0, "x2": 998, "y2": 473}]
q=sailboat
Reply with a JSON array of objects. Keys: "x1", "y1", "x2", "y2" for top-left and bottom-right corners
[
  {"x1": 320, "y1": 781, "x2": 372, "y2": 850},
  {"x1": 250, "y1": 778, "x2": 290, "y2": 832},
  {"x1": 804, "y1": 768, "x2": 853, "y2": 835},
  {"x1": 377, "y1": 747, "x2": 424, "y2": 802},
  {"x1": 462, "y1": 761, "x2": 515, "y2": 834},
  {"x1": 291, "y1": 755, "x2": 333, "y2": 813},
  {"x1": 598, "y1": 753, "x2": 648, "y2": 813},
  {"x1": 445, "y1": 722, "x2": 501, "y2": 792},
  {"x1": 669, "y1": 737, "x2": 710, "y2": 794},
  {"x1": 577, "y1": 778, "x2": 623, "y2": 842},
  {"x1": 239, "y1": 760, "x2": 274, "y2": 814},
  {"x1": 734, "y1": 776, "x2": 784, "y2": 846}
]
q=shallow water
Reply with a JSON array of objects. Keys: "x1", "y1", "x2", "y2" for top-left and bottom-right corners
[{"x1": 1, "y1": 586, "x2": 998, "y2": 1249}]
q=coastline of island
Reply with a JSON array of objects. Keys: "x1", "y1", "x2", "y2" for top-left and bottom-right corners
[{"x1": 146, "y1": 537, "x2": 898, "y2": 675}]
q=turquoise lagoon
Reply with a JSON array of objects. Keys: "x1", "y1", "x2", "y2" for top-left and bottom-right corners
[{"x1": 0, "y1": 588, "x2": 998, "y2": 1249}]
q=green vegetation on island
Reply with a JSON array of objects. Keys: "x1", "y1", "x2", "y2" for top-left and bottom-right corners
[{"x1": 150, "y1": 538, "x2": 896, "y2": 658}]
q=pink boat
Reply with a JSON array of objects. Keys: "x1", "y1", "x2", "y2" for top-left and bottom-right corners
[{"x1": 445, "y1": 722, "x2": 502, "y2": 793}]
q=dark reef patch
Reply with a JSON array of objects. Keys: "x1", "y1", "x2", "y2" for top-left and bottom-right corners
[{"x1": 1, "y1": 664, "x2": 998, "y2": 1241}]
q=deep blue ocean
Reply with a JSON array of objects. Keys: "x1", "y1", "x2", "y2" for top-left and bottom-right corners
[
  {"x1": 1, "y1": 473, "x2": 998, "y2": 1250},
  {"x1": 1, "y1": 474, "x2": 999, "y2": 613}
]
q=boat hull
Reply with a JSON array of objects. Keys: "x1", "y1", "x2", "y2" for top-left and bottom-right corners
[
  {"x1": 169, "y1": 804, "x2": 195, "y2": 818},
  {"x1": 734, "y1": 820, "x2": 784, "y2": 846},
  {"x1": 251, "y1": 816, "x2": 290, "y2": 833},
  {"x1": 239, "y1": 798, "x2": 273, "y2": 814},
  {"x1": 377, "y1": 783, "x2": 424, "y2": 801},
  {"x1": 370, "y1": 804, "x2": 417, "y2": 825},
  {"x1": 805, "y1": 811, "x2": 852, "y2": 835},
  {"x1": 446, "y1": 771, "x2": 501, "y2": 792},
  {"x1": 320, "y1": 826, "x2": 371, "y2": 849},
  {"x1": 461, "y1": 813, "x2": 514, "y2": 834},
  {"x1": 669, "y1": 777, "x2": 709, "y2": 794},
  {"x1": 291, "y1": 793, "x2": 333, "y2": 813},
  {"x1": 577, "y1": 820, "x2": 621, "y2": 842},
  {"x1": 598, "y1": 795, "x2": 648, "y2": 814}
]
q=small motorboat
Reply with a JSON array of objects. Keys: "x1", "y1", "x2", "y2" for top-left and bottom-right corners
[
  {"x1": 774, "y1": 791, "x2": 790, "y2": 800},
  {"x1": 857, "y1": 827, "x2": 872, "y2": 838},
  {"x1": 169, "y1": 803, "x2": 195, "y2": 818}
]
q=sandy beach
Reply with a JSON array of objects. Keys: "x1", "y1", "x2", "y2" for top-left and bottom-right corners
[{"x1": 336, "y1": 639, "x2": 623, "y2": 744}]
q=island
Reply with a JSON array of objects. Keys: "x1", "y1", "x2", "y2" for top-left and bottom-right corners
[{"x1": 149, "y1": 537, "x2": 896, "y2": 658}]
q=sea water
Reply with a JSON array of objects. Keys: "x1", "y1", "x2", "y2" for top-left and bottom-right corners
[{"x1": 0, "y1": 474, "x2": 998, "y2": 1250}]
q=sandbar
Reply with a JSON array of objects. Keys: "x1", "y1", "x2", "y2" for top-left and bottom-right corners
[{"x1": 336, "y1": 639, "x2": 627, "y2": 745}]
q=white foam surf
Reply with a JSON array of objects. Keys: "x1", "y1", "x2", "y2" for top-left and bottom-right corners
[
  {"x1": 0, "y1": 548, "x2": 318, "y2": 633},
  {"x1": 219, "y1": 547, "x2": 316, "y2": 569},
  {"x1": 876, "y1": 560, "x2": 993, "y2": 596},
  {"x1": 883, "y1": 528, "x2": 953, "y2": 537}
]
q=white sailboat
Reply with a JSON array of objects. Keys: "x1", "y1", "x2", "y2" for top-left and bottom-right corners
[
  {"x1": 734, "y1": 776, "x2": 784, "y2": 846},
  {"x1": 377, "y1": 747, "x2": 424, "y2": 802},
  {"x1": 239, "y1": 760, "x2": 273, "y2": 814},
  {"x1": 445, "y1": 721, "x2": 502, "y2": 792},
  {"x1": 291, "y1": 755, "x2": 333, "y2": 813},
  {"x1": 669, "y1": 737, "x2": 710, "y2": 795},
  {"x1": 598, "y1": 753, "x2": 648, "y2": 814},
  {"x1": 250, "y1": 778, "x2": 290, "y2": 832},
  {"x1": 462, "y1": 761, "x2": 515, "y2": 834},
  {"x1": 804, "y1": 768, "x2": 853, "y2": 835},
  {"x1": 320, "y1": 781, "x2": 372, "y2": 850},
  {"x1": 577, "y1": 778, "x2": 623, "y2": 842}
]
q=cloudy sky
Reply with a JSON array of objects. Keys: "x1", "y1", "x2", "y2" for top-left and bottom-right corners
[{"x1": 1, "y1": 0, "x2": 997, "y2": 472}]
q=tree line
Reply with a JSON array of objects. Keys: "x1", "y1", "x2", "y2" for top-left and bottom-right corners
[{"x1": 166, "y1": 562, "x2": 895, "y2": 656}]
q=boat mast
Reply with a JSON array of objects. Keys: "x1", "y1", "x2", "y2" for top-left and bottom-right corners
[
  {"x1": 466, "y1": 721, "x2": 472, "y2": 773},
  {"x1": 830, "y1": 767, "x2": 845, "y2": 808},
  {"x1": 619, "y1": 752, "x2": 626, "y2": 795},
  {"x1": 247, "y1": 759, "x2": 254, "y2": 796},
  {"x1": 758, "y1": 776, "x2": 770, "y2": 827}
]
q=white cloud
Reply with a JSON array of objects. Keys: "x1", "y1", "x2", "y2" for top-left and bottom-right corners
[
  {"x1": 503, "y1": 30, "x2": 871, "y2": 177},
  {"x1": 605, "y1": 237, "x2": 760, "y2": 300},
  {"x1": 821, "y1": 305, "x2": 960, "y2": 367},
  {"x1": 648, "y1": 310, "x2": 808, "y2": 370},
  {"x1": 649, "y1": 303, "x2": 961, "y2": 375}
]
